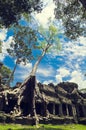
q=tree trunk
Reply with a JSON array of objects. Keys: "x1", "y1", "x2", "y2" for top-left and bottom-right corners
[
  {"x1": 14, "y1": 44, "x2": 52, "y2": 125},
  {"x1": 7, "y1": 59, "x2": 18, "y2": 87},
  {"x1": 20, "y1": 44, "x2": 52, "y2": 88},
  {"x1": 30, "y1": 49, "x2": 47, "y2": 76}
]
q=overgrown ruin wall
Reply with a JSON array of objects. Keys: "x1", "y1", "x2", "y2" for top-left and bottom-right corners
[{"x1": 0, "y1": 78, "x2": 86, "y2": 125}]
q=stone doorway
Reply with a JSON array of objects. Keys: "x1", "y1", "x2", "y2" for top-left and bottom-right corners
[
  {"x1": 47, "y1": 103, "x2": 53, "y2": 114},
  {"x1": 55, "y1": 104, "x2": 59, "y2": 115},
  {"x1": 35, "y1": 102, "x2": 42, "y2": 115}
]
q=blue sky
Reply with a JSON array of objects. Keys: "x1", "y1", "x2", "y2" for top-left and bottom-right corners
[{"x1": 0, "y1": 0, "x2": 86, "y2": 89}]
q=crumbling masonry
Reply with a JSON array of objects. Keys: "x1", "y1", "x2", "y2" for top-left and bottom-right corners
[{"x1": 0, "y1": 76, "x2": 86, "y2": 125}]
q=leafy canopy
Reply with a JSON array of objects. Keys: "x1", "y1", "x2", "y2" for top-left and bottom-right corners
[
  {"x1": 7, "y1": 22, "x2": 61, "y2": 64},
  {"x1": 0, "y1": 0, "x2": 43, "y2": 27},
  {"x1": 7, "y1": 24, "x2": 37, "y2": 64},
  {"x1": 54, "y1": 0, "x2": 86, "y2": 39},
  {"x1": 0, "y1": 65, "x2": 12, "y2": 85},
  {"x1": 36, "y1": 23, "x2": 61, "y2": 54}
]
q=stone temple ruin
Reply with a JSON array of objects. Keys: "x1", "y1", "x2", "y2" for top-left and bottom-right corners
[{"x1": 0, "y1": 74, "x2": 86, "y2": 125}]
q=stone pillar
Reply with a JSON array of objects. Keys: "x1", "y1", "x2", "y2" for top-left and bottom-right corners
[
  {"x1": 66, "y1": 104, "x2": 69, "y2": 116},
  {"x1": 72, "y1": 105, "x2": 77, "y2": 117},
  {"x1": 72, "y1": 104, "x2": 78, "y2": 123},
  {"x1": 53, "y1": 103, "x2": 55, "y2": 115},
  {"x1": 59, "y1": 104, "x2": 63, "y2": 116}
]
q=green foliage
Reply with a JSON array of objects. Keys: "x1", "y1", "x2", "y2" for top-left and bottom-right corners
[
  {"x1": 0, "y1": 65, "x2": 12, "y2": 84},
  {"x1": 6, "y1": 24, "x2": 38, "y2": 85},
  {"x1": 49, "y1": 25, "x2": 57, "y2": 35},
  {"x1": 0, "y1": 124, "x2": 86, "y2": 130},
  {"x1": 7, "y1": 24, "x2": 37, "y2": 64},
  {"x1": 37, "y1": 23, "x2": 61, "y2": 53},
  {"x1": 0, "y1": 0, "x2": 43, "y2": 27},
  {"x1": 0, "y1": 111, "x2": 6, "y2": 122},
  {"x1": 54, "y1": 0, "x2": 86, "y2": 39}
]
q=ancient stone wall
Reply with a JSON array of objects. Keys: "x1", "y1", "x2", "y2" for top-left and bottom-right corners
[{"x1": 0, "y1": 80, "x2": 86, "y2": 125}]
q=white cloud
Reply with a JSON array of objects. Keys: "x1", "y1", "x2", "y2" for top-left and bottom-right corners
[
  {"x1": 35, "y1": 0, "x2": 55, "y2": 26},
  {"x1": 79, "y1": 36, "x2": 86, "y2": 45},
  {"x1": 15, "y1": 62, "x2": 32, "y2": 81},
  {"x1": 55, "y1": 67, "x2": 70, "y2": 82},
  {"x1": 55, "y1": 67, "x2": 86, "y2": 89},
  {"x1": 62, "y1": 36, "x2": 86, "y2": 58},
  {"x1": 0, "y1": 28, "x2": 7, "y2": 41},
  {"x1": 0, "y1": 53, "x2": 4, "y2": 61},
  {"x1": 15, "y1": 63, "x2": 54, "y2": 82},
  {"x1": 19, "y1": 62, "x2": 32, "y2": 69},
  {"x1": 56, "y1": 67, "x2": 70, "y2": 77},
  {"x1": 69, "y1": 70, "x2": 86, "y2": 89},
  {"x1": 2, "y1": 36, "x2": 14, "y2": 53},
  {"x1": 63, "y1": 37, "x2": 86, "y2": 89},
  {"x1": 0, "y1": 36, "x2": 14, "y2": 61},
  {"x1": 0, "y1": 28, "x2": 8, "y2": 61},
  {"x1": 56, "y1": 75, "x2": 62, "y2": 83},
  {"x1": 37, "y1": 66, "x2": 54, "y2": 77}
]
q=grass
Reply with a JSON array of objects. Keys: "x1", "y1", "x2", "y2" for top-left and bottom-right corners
[{"x1": 0, "y1": 124, "x2": 86, "y2": 130}]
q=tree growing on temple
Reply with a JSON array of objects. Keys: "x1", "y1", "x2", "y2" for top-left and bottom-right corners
[
  {"x1": 26, "y1": 24, "x2": 61, "y2": 78},
  {"x1": 13, "y1": 23, "x2": 61, "y2": 124}
]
